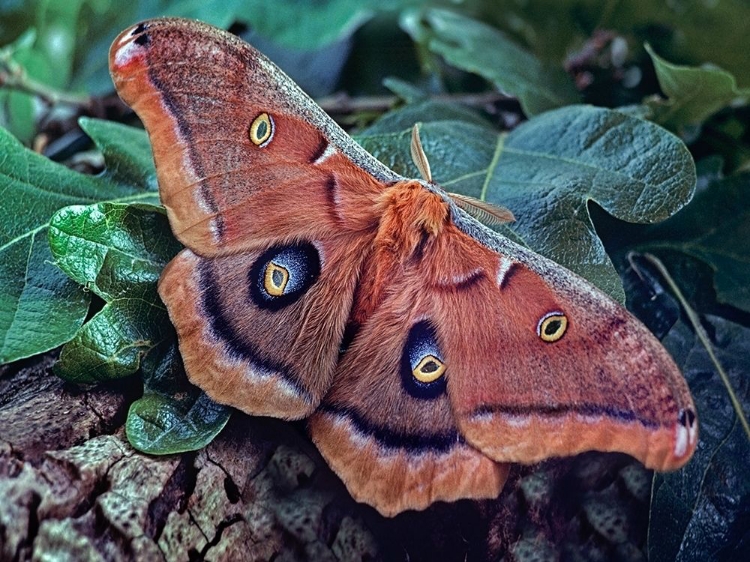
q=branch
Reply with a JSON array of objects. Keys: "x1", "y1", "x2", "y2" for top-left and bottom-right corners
[
  {"x1": 317, "y1": 91, "x2": 512, "y2": 116},
  {"x1": 0, "y1": 54, "x2": 91, "y2": 108}
]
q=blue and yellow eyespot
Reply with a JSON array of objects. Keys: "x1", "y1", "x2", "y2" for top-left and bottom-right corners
[
  {"x1": 537, "y1": 311, "x2": 567, "y2": 342},
  {"x1": 263, "y1": 262, "x2": 289, "y2": 296},
  {"x1": 413, "y1": 355, "x2": 446, "y2": 383},
  {"x1": 249, "y1": 112, "x2": 274, "y2": 146},
  {"x1": 249, "y1": 243, "x2": 320, "y2": 310},
  {"x1": 401, "y1": 321, "x2": 447, "y2": 399}
]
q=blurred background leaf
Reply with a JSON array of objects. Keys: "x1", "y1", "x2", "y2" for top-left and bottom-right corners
[
  {"x1": 401, "y1": 8, "x2": 581, "y2": 116},
  {"x1": 644, "y1": 44, "x2": 749, "y2": 140}
]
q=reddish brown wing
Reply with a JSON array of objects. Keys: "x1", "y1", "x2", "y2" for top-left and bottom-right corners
[
  {"x1": 109, "y1": 19, "x2": 392, "y2": 417},
  {"x1": 433, "y1": 222, "x2": 698, "y2": 471},
  {"x1": 433, "y1": 214, "x2": 696, "y2": 471},
  {"x1": 110, "y1": 18, "x2": 392, "y2": 256},
  {"x1": 157, "y1": 237, "x2": 371, "y2": 418}
]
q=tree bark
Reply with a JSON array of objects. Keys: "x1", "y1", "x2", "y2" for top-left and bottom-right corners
[{"x1": 0, "y1": 355, "x2": 381, "y2": 561}]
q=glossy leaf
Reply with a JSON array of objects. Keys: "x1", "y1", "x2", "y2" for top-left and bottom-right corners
[
  {"x1": 49, "y1": 203, "x2": 175, "y2": 299},
  {"x1": 49, "y1": 203, "x2": 181, "y2": 382},
  {"x1": 127, "y1": 392, "x2": 232, "y2": 455},
  {"x1": 0, "y1": 119, "x2": 156, "y2": 364},
  {"x1": 126, "y1": 341, "x2": 232, "y2": 455}
]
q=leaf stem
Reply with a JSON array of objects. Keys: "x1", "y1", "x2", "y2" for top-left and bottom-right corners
[{"x1": 642, "y1": 253, "x2": 750, "y2": 441}]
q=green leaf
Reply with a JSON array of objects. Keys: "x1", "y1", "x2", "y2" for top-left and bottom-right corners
[
  {"x1": 490, "y1": 105, "x2": 696, "y2": 300},
  {"x1": 400, "y1": 8, "x2": 580, "y2": 116},
  {"x1": 0, "y1": 2, "x2": 86, "y2": 140},
  {"x1": 359, "y1": 104, "x2": 696, "y2": 301},
  {"x1": 49, "y1": 203, "x2": 182, "y2": 382},
  {"x1": 0, "y1": 227, "x2": 89, "y2": 364},
  {"x1": 49, "y1": 203, "x2": 175, "y2": 299},
  {"x1": 356, "y1": 100, "x2": 503, "y2": 201},
  {"x1": 41, "y1": 117, "x2": 227, "y2": 447},
  {"x1": 127, "y1": 392, "x2": 232, "y2": 455},
  {"x1": 383, "y1": 77, "x2": 429, "y2": 104},
  {"x1": 361, "y1": 99, "x2": 491, "y2": 136},
  {"x1": 126, "y1": 341, "x2": 232, "y2": 455},
  {"x1": 0, "y1": 2, "x2": 34, "y2": 44},
  {"x1": 642, "y1": 171, "x2": 750, "y2": 313},
  {"x1": 649, "y1": 315, "x2": 750, "y2": 562},
  {"x1": 73, "y1": 0, "x2": 254, "y2": 93},
  {"x1": 598, "y1": 0, "x2": 750, "y2": 87},
  {"x1": 439, "y1": 1, "x2": 750, "y2": 90},
  {"x1": 234, "y1": 0, "x2": 376, "y2": 50},
  {"x1": 78, "y1": 117, "x2": 159, "y2": 192},
  {"x1": 644, "y1": 44, "x2": 749, "y2": 138},
  {"x1": 33, "y1": 0, "x2": 86, "y2": 88},
  {"x1": 360, "y1": 119, "x2": 509, "y2": 207},
  {"x1": 0, "y1": 119, "x2": 155, "y2": 364}
]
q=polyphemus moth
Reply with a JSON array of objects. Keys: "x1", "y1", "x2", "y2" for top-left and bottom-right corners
[{"x1": 109, "y1": 18, "x2": 698, "y2": 517}]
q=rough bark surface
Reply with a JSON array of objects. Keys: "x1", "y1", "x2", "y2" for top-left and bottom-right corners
[
  {"x1": 0, "y1": 354, "x2": 652, "y2": 561},
  {"x1": 0, "y1": 355, "x2": 379, "y2": 561}
]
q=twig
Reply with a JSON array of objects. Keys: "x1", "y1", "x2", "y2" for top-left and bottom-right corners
[
  {"x1": 0, "y1": 53, "x2": 91, "y2": 108},
  {"x1": 2, "y1": 49, "x2": 511, "y2": 118},
  {"x1": 317, "y1": 91, "x2": 511, "y2": 115}
]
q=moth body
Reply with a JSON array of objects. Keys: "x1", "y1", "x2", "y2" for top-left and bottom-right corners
[{"x1": 110, "y1": 17, "x2": 698, "y2": 517}]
